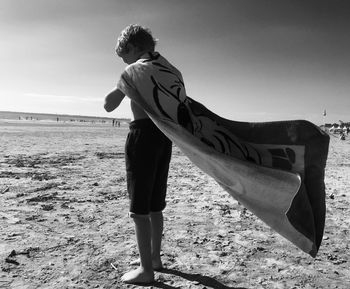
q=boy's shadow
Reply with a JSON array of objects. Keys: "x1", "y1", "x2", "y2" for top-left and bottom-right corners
[{"x1": 148, "y1": 268, "x2": 247, "y2": 289}]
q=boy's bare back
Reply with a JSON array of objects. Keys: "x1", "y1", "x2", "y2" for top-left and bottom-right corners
[{"x1": 131, "y1": 100, "x2": 149, "y2": 120}]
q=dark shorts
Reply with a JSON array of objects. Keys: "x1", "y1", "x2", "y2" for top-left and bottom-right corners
[{"x1": 125, "y1": 119, "x2": 172, "y2": 215}]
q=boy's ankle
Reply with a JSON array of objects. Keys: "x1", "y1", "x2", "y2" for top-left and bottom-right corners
[{"x1": 139, "y1": 265, "x2": 154, "y2": 274}]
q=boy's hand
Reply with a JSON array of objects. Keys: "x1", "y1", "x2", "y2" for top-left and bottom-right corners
[{"x1": 104, "y1": 89, "x2": 125, "y2": 112}]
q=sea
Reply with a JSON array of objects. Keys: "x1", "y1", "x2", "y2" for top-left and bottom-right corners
[{"x1": 0, "y1": 111, "x2": 130, "y2": 127}]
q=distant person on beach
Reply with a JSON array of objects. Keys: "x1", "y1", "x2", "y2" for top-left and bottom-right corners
[
  {"x1": 340, "y1": 132, "x2": 346, "y2": 140},
  {"x1": 104, "y1": 24, "x2": 176, "y2": 284}
]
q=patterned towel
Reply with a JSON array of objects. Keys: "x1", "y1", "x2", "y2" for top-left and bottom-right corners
[{"x1": 117, "y1": 52, "x2": 329, "y2": 257}]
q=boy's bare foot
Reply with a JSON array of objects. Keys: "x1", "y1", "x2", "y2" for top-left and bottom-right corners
[
  {"x1": 130, "y1": 258, "x2": 163, "y2": 271},
  {"x1": 121, "y1": 267, "x2": 154, "y2": 284}
]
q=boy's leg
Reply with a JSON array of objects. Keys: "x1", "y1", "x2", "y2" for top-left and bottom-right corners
[
  {"x1": 129, "y1": 211, "x2": 164, "y2": 271},
  {"x1": 121, "y1": 214, "x2": 154, "y2": 284},
  {"x1": 150, "y1": 211, "x2": 164, "y2": 270},
  {"x1": 147, "y1": 136, "x2": 171, "y2": 270}
]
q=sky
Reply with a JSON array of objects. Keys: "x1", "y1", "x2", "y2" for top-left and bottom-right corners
[{"x1": 1, "y1": 0, "x2": 350, "y2": 124}]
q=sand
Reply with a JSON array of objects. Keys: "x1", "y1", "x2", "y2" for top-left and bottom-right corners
[{"x1": 0, "y1": 121, "x2": 349, "y2": 288}]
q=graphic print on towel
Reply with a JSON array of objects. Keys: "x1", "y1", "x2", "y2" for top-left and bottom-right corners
[{"x1": 117, "y1": 52, "x2": 329, "y2": 257}]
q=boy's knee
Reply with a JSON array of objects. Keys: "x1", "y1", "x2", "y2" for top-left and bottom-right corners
[
  {"x1": 129, "y1": 212, "x2": 150, "y2": 219},
  {"x1": 150, "y1": 211, "x2": 162, "y2": 217}
]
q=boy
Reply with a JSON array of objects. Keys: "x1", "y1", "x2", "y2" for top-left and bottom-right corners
[{"x1": 104, "y1": 24, "x2": 178, "y2": 284}]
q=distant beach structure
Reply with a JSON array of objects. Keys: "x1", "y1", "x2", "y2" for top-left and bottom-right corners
[{"x1": 324, "y1": 122, "x2": 350, "y2": 135}]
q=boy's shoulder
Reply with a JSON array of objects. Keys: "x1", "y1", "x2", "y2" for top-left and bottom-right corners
[
  {"x1": 124, "y1": 52, "x2": 182, "y2": 80},
  {"x1": 124, "y1": 52, "x2": 161, "y2": 73}
]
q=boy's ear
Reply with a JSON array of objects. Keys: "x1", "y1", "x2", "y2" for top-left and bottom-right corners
[
  {"x1": 127, "y1": 43, "x2": 142, "y2": 54},
  {"x1": 125, "y1": 43, "x2": 136, "y2": 53}
]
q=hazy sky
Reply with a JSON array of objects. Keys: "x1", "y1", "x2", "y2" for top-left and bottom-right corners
[{"x1": 1, "y1": 0, "x2": 350, "y2": 124}]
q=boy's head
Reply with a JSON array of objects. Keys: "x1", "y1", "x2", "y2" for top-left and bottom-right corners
[{"x1": 116, "y1": 24, "x2": 157, "y2": 57}]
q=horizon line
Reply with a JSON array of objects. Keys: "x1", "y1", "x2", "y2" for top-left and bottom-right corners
[{"x1": 0, "y1": 110, "x2": 131, "y2": 121}]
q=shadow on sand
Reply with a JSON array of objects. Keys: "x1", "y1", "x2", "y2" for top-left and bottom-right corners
[{"x1": 139, "y1": 268, "x2": 247, "y2": 289}]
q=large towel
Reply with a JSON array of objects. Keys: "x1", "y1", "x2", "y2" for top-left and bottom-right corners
[{"x1": 117, "y1": 52, "x2": 329, "y2": 257}]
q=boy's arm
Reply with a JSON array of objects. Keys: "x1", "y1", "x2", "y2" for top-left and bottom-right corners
[{"x1": 104, "y1": 88, "x2": 125, "y2": 112}]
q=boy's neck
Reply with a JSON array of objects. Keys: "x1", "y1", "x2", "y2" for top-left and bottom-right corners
[{"x1": 139, "y1": 51, "x2": 158, "y2": 59}]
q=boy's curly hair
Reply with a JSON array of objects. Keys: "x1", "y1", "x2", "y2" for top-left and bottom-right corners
[{"x1": 116, "y1": 24, "x2": 157, "y2": 56}]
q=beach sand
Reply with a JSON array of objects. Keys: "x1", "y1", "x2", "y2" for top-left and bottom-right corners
[{"x1": 0, "y1": 121, "x2": 349, "y2": 288}]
